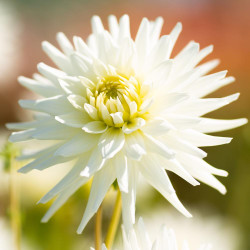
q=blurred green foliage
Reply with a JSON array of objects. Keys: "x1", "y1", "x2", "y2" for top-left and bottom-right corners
[{"x1": 0, "y1": 142, "x2": 20, "y2": 172}]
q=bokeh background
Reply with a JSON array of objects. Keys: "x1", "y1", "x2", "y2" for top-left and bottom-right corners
[{"x1": 0, "y1": 0, "x2": 250, "y2": 249}]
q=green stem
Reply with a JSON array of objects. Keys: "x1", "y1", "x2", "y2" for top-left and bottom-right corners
[
  {"x1": 105, "y1": 190, "x2": 122, "y2": 250},
  {"x1": 95, "y1": 204, "x2": 102, "y2": 250},
  {"x1": 10, "y1": 156, "x2": 21, "y2": 250}
]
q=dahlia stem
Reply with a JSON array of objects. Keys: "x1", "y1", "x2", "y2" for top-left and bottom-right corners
[
  {"x1": 95, "y1": 204, "x2": 103, "y2": 250},
  {"x1": 10, "y1": 156, "x2": 21, "y2": 250},
  {"x1": 105, "y1": 189, "x2": 122, "y2": 250}
]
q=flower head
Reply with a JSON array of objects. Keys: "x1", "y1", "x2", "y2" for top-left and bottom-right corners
[
  {"x1": 8, "y1": 15, "x2": 247, "y2": 233},
  {"x1": 92, "y1": 218, "x2": 212, "y2": 250}
]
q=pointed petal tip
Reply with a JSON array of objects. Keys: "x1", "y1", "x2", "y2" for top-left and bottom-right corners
[
  {"x1": 37, "y1": 62, "x2": 45, "y2": 70},
  {"x1": 73, "y1": 35, "x2": 80, "y2": 42},
  {"x1": 193, "y1": 180, "x2": 200, "y2": 186},
  {"x1": 207, "y1": 44, "x2": 214, "y2": 50},
  {"x1": 226, "y1": 137, "x2": 233, "y2": 144},
  {"x1": 91, "y1": 15, "x2": 103, "y2": 30},
  {"x1": 220, "y1": 186, "x2": 227, "y2": 195},
  {"x1": 77, "y1": 219, "x2": 88, "y2": 234},
  {"x1": 17, "y1": 75, "x2": 26, "y2": 84},
  {"x1": 212, "y1": 59, "x2": 220, "y2": 66},
  {"x1": 36, "y1": 199, "x2": 43, "y2": 205},
  {"x1": 120, "y1": 13, "x2": 129, "y2": 20},
  {"x1": 41, "y1": 41, "x2": 50, "y2": 50},
  {"x1": 227, "y1": 76, "x2": 235, "y2": 82},
  {"x1": 108, "y1": 14, "x2": 115, "y2": 19},
  {"x1": 142, "y1": 17, "x2": 149, "y2": 23},
  {"x1": 176, "y1": 22, "x2": 182, "y2": 30},
  {"x1": 91, "y1": 15, "x2": 100, "y2": 20},
  {"x1": 156, "y1": 16, "x2": 163, "y2": 22},
  {"x1": 17, "y1": 168, "x2": 28, "y2": 174},
  {"x1": 201, "y1": 151, "x2": 208, "y2": 159},
  {"x1": 214, "y1": 181, "x2": 227, "y2": 194},
  {"x1": 37, "y1": 194, "x2": 51, "y2": 204},
  {"x1": 223, "y1": 170, "x2": 229, "y2": 177},
  {"x1": 231, "y1": 92, "x2": 240, "y2": 101},
  {"x1": 41, "y1": 217, "x2": 48, "y2": 223},
  {"x1": 241, "y1": 118, "x2": 248, "y2": 125},
  {"x1": 170, "y1": 193, "x2": 192, "y2": 218},
  {"x1": 5, "y1": 123, "x2": 13, "y2": 130},
  {"x1": 56, "y1": 32, "x2": 65, "y2": 39},
  {"x1": 18, "y1": 99, "x2": 25, "y2": 107}
]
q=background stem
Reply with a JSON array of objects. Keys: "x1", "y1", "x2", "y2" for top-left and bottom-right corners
[
  {"x1": 105, "y1": 190, "x2": 122, "y2": 250},
  {"x1": 10, "y1": 156, "x2": 21, "y2": 250},
  {"x1": 95, "y1": 204, "x2": 102, "y2": 250}
]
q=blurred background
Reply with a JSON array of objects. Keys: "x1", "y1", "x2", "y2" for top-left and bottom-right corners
[{"x1": 0, "y1": 0, "x2": 250, "y2": 249}]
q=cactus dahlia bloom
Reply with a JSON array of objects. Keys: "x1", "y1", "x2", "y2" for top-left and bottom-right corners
[
  {"x1": 92, "y1": 218, "x2": 212, "y2": 250},
  {"x1": 8, "y1": 15, "x2": 246, "y2": 233}
]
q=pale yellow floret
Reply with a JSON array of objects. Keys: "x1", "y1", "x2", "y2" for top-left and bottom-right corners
[{"x1": 83, "y1": 68, "x2": 150, "y2": 130}]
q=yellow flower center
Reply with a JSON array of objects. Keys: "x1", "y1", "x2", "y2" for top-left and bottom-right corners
[
  {"x1": 83, "y1": 69, "x2": 151, "y2": 129},
  {"x1": 97, "y1": 75, "x2": 124, "y2": 98}
]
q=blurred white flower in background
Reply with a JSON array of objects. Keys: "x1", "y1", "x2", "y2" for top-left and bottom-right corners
[
  {"x1": 92, "y1": 217, "x2": 212, "y2": 250},
  {"x1": 139, "y1": 208, "x2": 239, "y2": 250},
  {"x1": 7, "y1": 14, "x2": 247, "y2": 234},
  {"x1": 0, "y1": 218, "x2": 14, "y2": 250},
  {"x1": 0, "y1": 2, "x2": 22, "y2": 125},
  {"x1": 0, "y1": 217, "x2": 33, "y2": 250},
  {"x1": 0, "y1": 2, "x2": 20, "y2": 84}
]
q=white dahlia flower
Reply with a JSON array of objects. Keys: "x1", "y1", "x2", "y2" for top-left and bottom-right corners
[
  {"x1": 92, "y1": 217, "x2": 212, "y2": 250},
  {"x1": 7, "y1": 15, "x2": 246, "y2": 233}
]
